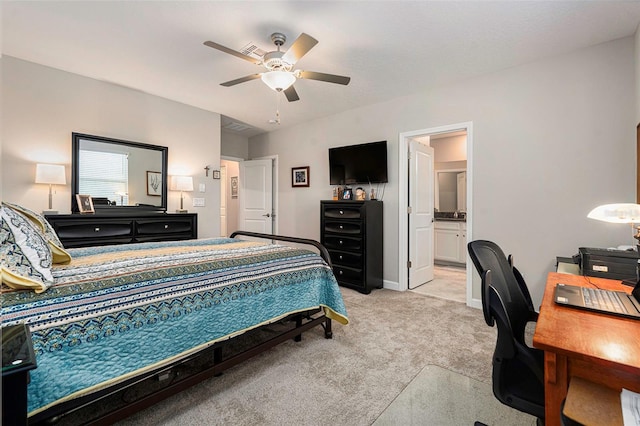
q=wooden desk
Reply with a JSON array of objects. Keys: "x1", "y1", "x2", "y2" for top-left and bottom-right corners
[{"x1": 533, "y1": 273, "x2": 640, "y2": 426}]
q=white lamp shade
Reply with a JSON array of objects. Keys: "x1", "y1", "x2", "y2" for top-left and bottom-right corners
[
  {"x1": 587, "y1": 203, "x2": 640, "y2": 223},
  {"x1": 170, "y1": 176, "x2": 194, "y2": 192},
  {"x1": 35, "y1": 164, "x2": 66, "y2": 185},
  {"x1": 261, "y1": 71, "x2": 296, "y2": 91}
]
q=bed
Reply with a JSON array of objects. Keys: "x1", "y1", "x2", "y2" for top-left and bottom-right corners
[{"x1": 1, "y1": 203, "x2": 348, "y2": 425}]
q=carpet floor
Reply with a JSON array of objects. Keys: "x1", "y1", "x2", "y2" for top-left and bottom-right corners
[{"x1": 115, "y1": 288, "x2": 535, "y2": 425}]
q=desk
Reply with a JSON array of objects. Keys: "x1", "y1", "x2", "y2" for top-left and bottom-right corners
[{"x1": 533, "y1": 273, "x2": 640, "y2": 426}]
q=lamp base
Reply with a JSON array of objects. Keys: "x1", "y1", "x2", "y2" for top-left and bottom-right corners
[
  {"x1": 175, "y1": 209, "x2": 188, "y2": 213},
  {"x1": 42, "y1": 210, "x2": 58, "y2": 215}
]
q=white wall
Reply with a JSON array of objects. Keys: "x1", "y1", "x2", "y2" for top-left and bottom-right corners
[
  {"x1": 250, "y1": 36, "x2": 636, "y2": 306},
  {"x1": 1, "y1": 57, "x2": 222, "y2": 238}
]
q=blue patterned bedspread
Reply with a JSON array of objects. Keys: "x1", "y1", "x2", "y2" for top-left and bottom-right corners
[{"x1": 0, "y1": 237, "x2": 348, "y2": 416}]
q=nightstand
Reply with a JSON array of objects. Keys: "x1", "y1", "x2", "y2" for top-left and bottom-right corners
[{"x1": 2, "y1": 323, "x2": 37, "y2": 425}]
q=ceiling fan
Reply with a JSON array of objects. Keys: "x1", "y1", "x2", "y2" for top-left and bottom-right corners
[{"x1": 204, "y1": 32, "x2": 350, "y2": 102}]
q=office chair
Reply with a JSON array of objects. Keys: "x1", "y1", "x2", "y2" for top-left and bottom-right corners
[{"x1": 467, "y1": 240, "x2": 546, "y2": 424}]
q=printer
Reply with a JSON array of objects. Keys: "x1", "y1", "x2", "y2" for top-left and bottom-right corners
[{"x1": 578, "y1": 247, "x2": 639, "y2": 282}]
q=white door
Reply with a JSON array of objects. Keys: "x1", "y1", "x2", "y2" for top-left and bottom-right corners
[
  {"x1": 239, "y1": 159, "x2": 273, "y2": 234},
  {"x1": 220, "y1": 165, "x2": 227, "y2": 237},
  {"x1": 408, "y1": 140, "x2": 435, "y2": 289}
]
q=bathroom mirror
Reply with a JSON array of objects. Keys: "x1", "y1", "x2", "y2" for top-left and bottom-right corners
[
  {"x1": 71, "y1": 133, "x2": 168, "y2": 213},
  {"x1": 436, "y1": 170, "x2": 466, "y2": 212}
]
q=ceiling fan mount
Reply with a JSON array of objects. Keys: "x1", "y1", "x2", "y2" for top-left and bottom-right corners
[
  {"x1": 204, "y1": 32, "x2": 350, "y2": 102},
  {"x1": 270, "y1": 32, "x2": 287, "y2": 48}
]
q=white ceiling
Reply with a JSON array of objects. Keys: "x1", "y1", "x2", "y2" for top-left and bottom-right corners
[{"x1": 3, "y1": 1, "x2": 640, "y2": 138}]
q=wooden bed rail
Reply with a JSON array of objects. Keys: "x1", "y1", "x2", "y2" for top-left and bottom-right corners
[{"x1": 230, "y1": 230, "x2": 333, "y2": 268}]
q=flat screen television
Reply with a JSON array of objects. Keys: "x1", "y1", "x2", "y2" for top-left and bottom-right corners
[{"x1": 329, "y1": 141, "x2": 388, "y2": 185}]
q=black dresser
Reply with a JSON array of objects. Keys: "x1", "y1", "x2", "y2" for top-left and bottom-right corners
[
  {"x1": 320, "y1": 200, "x2": 383, "y2": 294},
  {"x1": 45, "y1": 213, "x2": 197, "y2": 248}
]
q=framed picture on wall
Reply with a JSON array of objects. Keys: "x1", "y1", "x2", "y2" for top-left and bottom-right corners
[
  {"x1": 147, "y1": 171, "x2": 162, "y2": 196},
  {"x1": 292, "y1": 166, "x2": 310, "y2": 187},
  {"x1": 230, "y1": 176, "x2": 238, "y2": 198}
]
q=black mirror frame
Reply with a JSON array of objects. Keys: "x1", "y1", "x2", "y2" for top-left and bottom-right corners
[{"x1": 71, "y1": 132, "x2": 168, "y2": 213}]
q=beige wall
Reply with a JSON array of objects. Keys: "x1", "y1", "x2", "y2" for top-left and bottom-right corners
[
  {"x1": 221, "y1": 131, "x2": 249, "y2": 159},
  {"x1": 250, "y1": 36, "x2": 637, "y2": 306},
  {"x1": 1, "y1": 57, "x2": 222, "y2": 238}
]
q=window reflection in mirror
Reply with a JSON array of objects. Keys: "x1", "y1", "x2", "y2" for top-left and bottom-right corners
[
  {"x1": 72, "y1": 133, "x2": 167, "y2": 212},
  {"x1": 436, "y1": 170, "x2": 466, "y2": 212}
]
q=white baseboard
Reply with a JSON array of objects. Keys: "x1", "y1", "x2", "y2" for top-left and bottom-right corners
[{"x1": 383, "y1": 279, "x2": 401, "y2": 291}]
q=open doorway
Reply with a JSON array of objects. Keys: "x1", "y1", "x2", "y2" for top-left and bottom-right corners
[
  {"x1": 220, "y1": 158, "x2": 241, "y2": 237},
  {"x1": 398, "y1": 122, "x2": 476, "y2": 308}
]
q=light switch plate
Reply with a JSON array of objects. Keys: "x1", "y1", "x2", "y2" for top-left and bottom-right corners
[
  {"x1": 192, "y1": 198, "x2": 205, "y2": 207},
  {"x1": 199, "y1": 183, "x2": 206, "y2": 193}
]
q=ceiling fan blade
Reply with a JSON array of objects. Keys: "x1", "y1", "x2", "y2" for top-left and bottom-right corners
[
  {"x1": 204, "y1": 41, "x2": 261, "y2": 65},
  {"x1": 298, "y1": 71, "x2": 350, "y2": 85},
  {"x1": 284, "y1": 86, "x2": 300, "y2": 102},
  {"x1": 220, "y1": 74, "x2": 262, "y2": 87},
  {"x1": 281, "y1": 33, "x2": 318, "y2": 65}
]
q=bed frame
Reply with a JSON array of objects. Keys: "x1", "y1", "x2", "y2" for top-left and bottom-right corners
[{"x1": 4, "y1": 231, "x2": 336, "y2": 425}]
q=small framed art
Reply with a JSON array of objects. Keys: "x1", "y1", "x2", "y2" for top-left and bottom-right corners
[
  {"x1": 230, "y1": 176, "x2": 238, "y2": 198},
  {"x1": 147, "y1": 171, "x2": 162, "y2": 196},
  {"x1": 292, "y1": 166, "x2": 310, "y2": 187},
  {"x1": 76, "y1": 194, "x2": 95, "y2": 214},
  {"x1": 342, "y1": 188, "x2": 353, "y2": 200}
]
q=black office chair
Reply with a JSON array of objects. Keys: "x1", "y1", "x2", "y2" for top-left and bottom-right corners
[{"x1": 467, "y1": 240, "x2": 546, "y2": 424}]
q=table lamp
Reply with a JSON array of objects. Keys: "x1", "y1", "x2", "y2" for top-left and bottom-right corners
[
  {"x1": 35, "y1": 163, "x2": 66, "y2": 214},
  {"x1": 587, "y1": 203, "x2": 640, "y2": 248},
  {"x1": 170, "y1": 176, "x2": 193, "y2": 213}
]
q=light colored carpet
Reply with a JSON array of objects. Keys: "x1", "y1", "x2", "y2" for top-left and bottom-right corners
[
  {"x1": 411, "y1": 265, "x2": 467, "y2": 303},
  {"x1": 115, "y1": 288, "x2": 534, "y2": 426}
]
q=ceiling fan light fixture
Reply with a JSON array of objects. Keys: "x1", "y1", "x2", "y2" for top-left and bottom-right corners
[{"x1": 261, "y1": 71, "x2": 296, "y2": 91}]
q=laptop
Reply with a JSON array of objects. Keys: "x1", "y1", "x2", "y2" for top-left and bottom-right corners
[{"x1": 554, "y1": 280, "x2": 640, "y2": 319}]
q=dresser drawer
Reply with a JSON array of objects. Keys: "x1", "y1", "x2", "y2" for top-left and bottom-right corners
[
  {"x1": 323, "y1": 235, "x2": 362, "y2": 251},
  {"x1": 332, "y1": 265, "x2": 363, "y2": 284},
  {"x1": 323, "y1": 206, "x2": 362, "y2": 219},
  {"x1": 328, "y1": 250, "x2": 363, "y2": 268},
  {"x1": 53, "y1": 220, "x2": 134, "y2": 240},
  {"x1": 136, "y1": 219, "x2": 194, "y2": 236},
  {"x1": 324, "y1": 220, "x2": 362, "y2": 235}
]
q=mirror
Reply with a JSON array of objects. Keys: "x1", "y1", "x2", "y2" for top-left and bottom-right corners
[
  {"x1": 71, "y1": 133, "x2": 168, "y2": 213},
  {"x1": 436, "y1": 170, "x2": 466, "y2": 212}
]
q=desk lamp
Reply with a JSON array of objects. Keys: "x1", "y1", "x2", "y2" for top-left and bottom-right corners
[
  {"x1": 35, "y1": 163, "x2": 66, "y2": 214},
  {"x1": 170, "y1": 176, "x2": 193, "y2": 213},
  {"x1": 587, "y1": 203, "x2": 640, "y2": 249}
]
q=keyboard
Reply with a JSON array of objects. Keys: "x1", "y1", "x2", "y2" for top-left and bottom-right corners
[{"x1": 583, "y1": 288, "x2": 627, "y2": 314}]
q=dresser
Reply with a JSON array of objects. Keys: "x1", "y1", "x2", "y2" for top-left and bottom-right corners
[
  {"x1": 320, "y1": 200, "x2": 383, "y2": 294},
  {"x1": 45, "y1": 213, "x2": 197, "y2": 248}
]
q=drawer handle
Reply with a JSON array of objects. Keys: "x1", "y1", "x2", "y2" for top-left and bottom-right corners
[
  {"x1": 164, "y1": 224, "x2": 169, "y2": 229},
  {"x1": 339, "y1": 270, "x2": 343, "y2": 275},
  {"x1": 339, "y1": 240, "x2": 344, "y2": 245},
  {"x1": 339, "y1": 210, "x2": 344, "y2": 215},
  {"x1": 339, "y1": 225, "x2": 344, "y2": 229},
  {"x1": 94, "y1": 227, "x2": 100, "y2": 232},
  {"x1": 339, "y1": 255, "x2": 344, "y2": 260}
]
